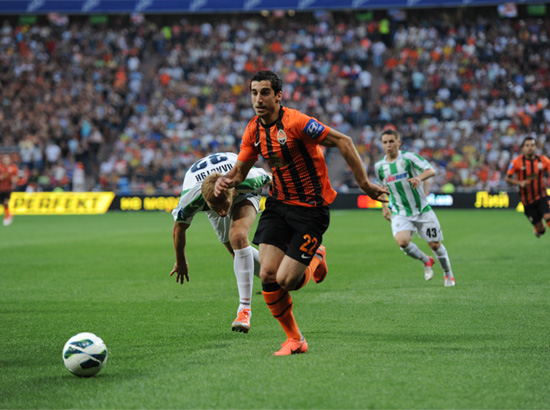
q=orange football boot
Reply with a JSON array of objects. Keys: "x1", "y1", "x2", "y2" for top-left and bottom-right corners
[{"x1": 231, "y1": 309, "x2": 251, "y2": 333}]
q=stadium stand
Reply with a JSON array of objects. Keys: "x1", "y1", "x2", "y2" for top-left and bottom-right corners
[{"x1": 0, "y1": 6, "x2": 549, "y2": 194}]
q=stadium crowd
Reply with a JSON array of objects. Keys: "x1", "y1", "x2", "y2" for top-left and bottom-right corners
[{"x1": 1, "y1": 8, "x2": 549, "y2": 195}]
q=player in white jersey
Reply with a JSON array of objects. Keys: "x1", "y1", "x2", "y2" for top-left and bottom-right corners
[
  {"x1": 170, "y1": 152, "x2": 271, "y2": 332},
  {"x1": 375, "y1": 129, "x2": 455, "y2": 287}
]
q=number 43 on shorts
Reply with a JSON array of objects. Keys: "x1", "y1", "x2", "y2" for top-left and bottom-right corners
[{"x1": 425, "y1": 227, "x2": 437, "y2": 238}]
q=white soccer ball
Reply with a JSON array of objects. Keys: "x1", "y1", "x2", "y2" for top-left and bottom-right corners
[{"x1": 62, "y1": 332, "x2": 108, "y2": 377}]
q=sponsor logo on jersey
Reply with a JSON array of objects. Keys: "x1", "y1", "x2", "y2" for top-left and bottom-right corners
[
  {"x1": 303, "y1": 119, "x2": 325, "y2": 139},
  {"x1": 267, "y1": 153, "x2": 288, "y2": 168},
  {"x1": 386, "y1": 172, "x2": 408, "y2": 183}
]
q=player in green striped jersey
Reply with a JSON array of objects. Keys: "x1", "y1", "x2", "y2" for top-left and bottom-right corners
[
  {"x1": 375, "y1": 129, "x2": 455, "y2": 287},
  {"x1": 170, "y1": 152, "x2": 272, "y2": 332}
]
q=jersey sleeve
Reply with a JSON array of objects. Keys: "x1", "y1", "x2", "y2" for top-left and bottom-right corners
[
  {"x1": 235, "y1": 167, "x2": 271, "y2": 193},
  {"x1": 237, "y1": 121, "x2": 260, "y2": 163},
  {"x1": 171, "y1": 185, "x2": 206, "y2": 224},
  {"x1": 295, "y1": 112, "x2": 331, "y2": 144},
  {"x1": 506, "y1": 158, "x2": 520, "y2": 176},
  {"x1": 405, "y1": 152, "x2": 432, "y2": 174},
  {"x1": 374, "y1": 160, "x2": 385, "y2": 184}
]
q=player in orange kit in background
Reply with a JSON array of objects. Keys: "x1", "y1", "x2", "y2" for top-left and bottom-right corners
[
  {"x1": 0, "y1": 154, "x2": 19, "y2": 226},
  {"x1": 505, "y1": 136, "x2": 550, "y2": 237}
]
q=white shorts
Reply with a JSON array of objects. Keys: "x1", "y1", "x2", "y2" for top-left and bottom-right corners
[
  {"x1": 206, "y1": 193, "x2": 261, "y2": 243},
  {"x1": 391, "y1": 210, "x2": 444, "y2": 242}
]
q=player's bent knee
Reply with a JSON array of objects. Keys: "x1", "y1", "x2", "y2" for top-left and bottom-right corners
[
  {"x1": 396, "y1": 239, "x2": 410, "y2": 248},
  {"x1": 260, "y1": 270, "x2": 277, "y2": 283},
  {"x1": 229, "y1": 233, "x2": 250, "y2": 250},
  {"x1": 278, "y1": 277, "x2": 296, "y2": 291}
]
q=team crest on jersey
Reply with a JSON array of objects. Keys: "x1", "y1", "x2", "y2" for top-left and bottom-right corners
[
  {"x1": 303, "y1": 119, "x2": 325, "y2": 139},
  {"x1": 277, "y1": 129, "x2": 287, "y2": 145}
]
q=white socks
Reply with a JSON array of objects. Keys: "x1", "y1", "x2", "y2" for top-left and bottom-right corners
[
  {"x1": 233, "y1": 246, "x2": 255, "y2": 312},
  {"x1": 401, "y1": 242, "x2": 429, "y2": 263},
  {"x1": 434, "y1": 243, "x2": 453, "y2": 277},
  {"x1": 250, "y1": 246, "x2": 260, "y2": 278}
]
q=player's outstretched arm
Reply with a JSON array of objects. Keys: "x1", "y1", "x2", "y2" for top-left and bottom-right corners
[
  {"x1": 170, "y1": 222, "x2": 190, "y2": 284},
  {"x1": 380, "y1": 195, "x2": 392, "y2": 221},
  {"x1": 322, "y1": 128, "x2": 389, "y2": 202},
  {"x1": 213, "y1": 159, "x2": 256, "y2": 197},
  {"x1": 505, "y1": 174, "x2": 529, "y2": 188},
  {"x1": 408, "y1": 169, "x2": 435, "y2": 189}
]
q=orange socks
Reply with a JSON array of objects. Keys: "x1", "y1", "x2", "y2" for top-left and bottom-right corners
[
  {"x1": 262, "y1": 283, "x2": 301, "y2": 340},
  {"x1": 293, "y1": 255, "x2": 321, "y2": 290},
  {"x1": 262, "y1": 259, "x2": 322, "y2": 340}
]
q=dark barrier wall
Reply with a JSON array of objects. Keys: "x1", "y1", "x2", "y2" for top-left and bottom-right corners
[
  {"x1": 6, "y1": 190, "x2": 535, "y2": 215},
  {"x1": 2, "y1": 0, "x2": 545, "y2": 14},
  {"x1": 112, "y1": 191, "x2": 526, "y2": 212},
  {"x1": 332, "y1": 191, "x2": 522, "y2": 211}
]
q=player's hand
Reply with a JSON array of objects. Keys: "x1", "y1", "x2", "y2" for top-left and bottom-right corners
[
  {"x1": 214, "y1": 177, "x2": 232, "y2": 197},
  {"x1": 408, "y1": 176, "x2": 422, "y2": 189},
  {"x1": 382, "y1": 207, "x2": 392, "y2": 221},
  {"x1": 170, "y1": 262, "x2": 189, "y2": 284},
  {"x1": 362, "y1": 183, "x2": 390, "y2": 203}
]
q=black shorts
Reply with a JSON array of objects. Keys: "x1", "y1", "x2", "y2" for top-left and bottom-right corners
[
  {"x1": 253, "y1": 197, "x2": 330, "y2": 264},
  {"x1": 524, "y1": 197, "x2": 550, "y2": 224},
  {"x1": 0, "y1": 191, "x2": 12, "y2": 203}
]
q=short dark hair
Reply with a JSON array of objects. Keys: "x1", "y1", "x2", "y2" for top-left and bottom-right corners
[
  {"x1": 381, "y1": 129, "x2": 400, "y2": 140},
  {"x1": 250, "y1": 70, "x2": 283, "y2": 94},
  {"x1": 521, "y1": 136, "x2": 536, "y2": 147}
]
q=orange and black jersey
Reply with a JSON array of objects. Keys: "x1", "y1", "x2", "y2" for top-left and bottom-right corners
[
  {"x1": 238, "y1": 106, "x2": 337, "y2": 207},
  {"x1": 506, "y1": 154, "x2": 550, "y2": 205},
  {"x1": 0, "y1": 163, "x2": 18, "y2": 192}
]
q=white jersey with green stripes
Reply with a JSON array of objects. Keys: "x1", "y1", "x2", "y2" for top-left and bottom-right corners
[
  {"x1": 375, "y1": 150, "x2": 432, "y2": 217},
  {"x1": 171, "y1": 152, "x2": 271, "y2": 224}
]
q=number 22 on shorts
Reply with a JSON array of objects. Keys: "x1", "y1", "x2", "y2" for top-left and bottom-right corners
[{"x1": 299, "y1": 234, "x2": 318, "y2": 258}]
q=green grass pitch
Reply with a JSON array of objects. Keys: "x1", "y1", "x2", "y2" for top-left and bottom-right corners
[{"x1": 1, "y1": 210, "x2": 549, "y2": 409}]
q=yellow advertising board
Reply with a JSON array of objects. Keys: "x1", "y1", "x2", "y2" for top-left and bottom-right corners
[{"x1": 8, "y1": 192, "x2": 115, "y2": 215}]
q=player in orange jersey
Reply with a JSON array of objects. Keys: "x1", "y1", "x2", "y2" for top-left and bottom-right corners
[
  {"x1": 170, "y1": 154, "x2": 327, "y2": 335},
  {"x1": 214, "y1": 70, "x2": 388, "y2": 356},
  {"x1": 505, "y1": 136, "x2": 550, "y2": 237},
  {"x1": 0, "y1": 154, "x2": 19, "y2": 226}
]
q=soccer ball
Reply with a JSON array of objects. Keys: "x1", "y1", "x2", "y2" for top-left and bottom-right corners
[{"x1": 62, "y1": 332, "x2": 108, "y2": 377}]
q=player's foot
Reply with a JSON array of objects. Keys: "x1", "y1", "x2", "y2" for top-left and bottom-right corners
[
  {"x1": 273, "y1": 338, "x2": 308, "y2": 356},
  {"x1": 424, "y1": 257, "x2": 435, "y2": 281},
  {"x1": 533, "y1": 228, "x2": 543, "y2": 238},
  {"x1": 313, "y1": 245, "x2": 327, "y2": 284},
  {"x1": 3, "y1": 216, "x2": 13, "y2": 226},
  {"x1": 444, "y1": 275, "x2": 455, "y2": 287},
  {"x1": 231, "y1": 309, "x2": 251, "y2": 333}
]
